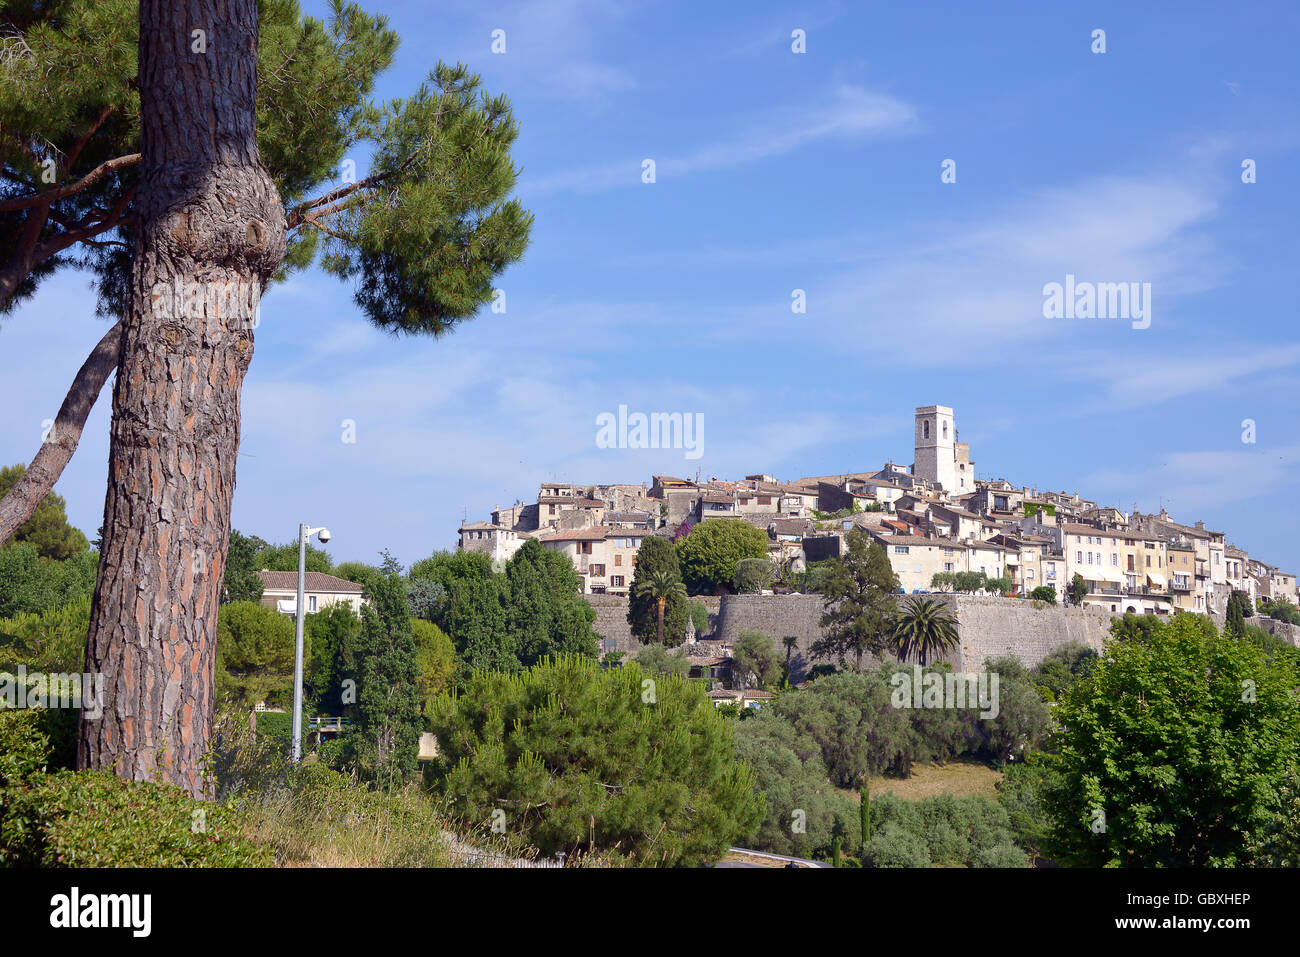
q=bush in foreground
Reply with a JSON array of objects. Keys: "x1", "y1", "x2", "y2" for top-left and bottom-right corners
[
  {"x1": 1045, "y1": 613, "x2": 1300, "y2": 866},
  {"x1": 427, "y1": 654, "x2": 763, "y2": 866}
]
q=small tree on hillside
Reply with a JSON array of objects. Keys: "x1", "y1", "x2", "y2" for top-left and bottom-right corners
[
  {"x1": 731, "y1": 630, "x2": 781, "y2": 689},
  {"x1": 1030, "y1": 585, "x2": 1057, "y2": 604},
  {"x1": 427, "y1": 656, "x2": 763, "y2": 865},
  {"x1": 627, "y1": 536, "x2": 688, "y2": 645},
  {"x1": 676, "y1": 519, "x2": 769, "y2": 595},
  {"x1": 1066, "y1": 574, "x2": 1089, "y2": 607},
  {"x1": 733, "y1": 557, "x2": 775, "y2": 594},
  {"x1": 1225, "y1": 590, "x2": 1251, "y2": 638},
  {"x1": 812, "y1": 530, "x2": 899, "y2": 670}
]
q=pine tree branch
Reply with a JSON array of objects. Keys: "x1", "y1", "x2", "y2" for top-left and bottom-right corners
[
  {"x1": 0, "y1": 319, "x2": 123, "y2": 548},
  {"x1": 307, "y1": 218, "x2": 352, "y2": 242},
  {"x1": 0, "y1": 153, "x2": 140, "y2": 212},
  {"x1": 285, "y1": 146, "x2": 426, "y2": 230}
]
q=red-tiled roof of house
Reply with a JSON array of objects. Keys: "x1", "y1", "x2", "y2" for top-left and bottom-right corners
[
  {"x1": 540, "y1": 526, "x2": 611, "y2": 542},
  {"x1": 257, "y1": 570, "x2": 364, "y2": 593}
]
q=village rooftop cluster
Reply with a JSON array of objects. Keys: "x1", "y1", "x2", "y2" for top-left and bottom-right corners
[{"x1": 457, "y1": 405, "x2": 1299, "y2": 618}]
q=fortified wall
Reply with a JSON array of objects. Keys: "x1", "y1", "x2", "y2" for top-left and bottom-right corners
[{"x1": 586, "y1": 591, "x2": 1300, "y2": 679}]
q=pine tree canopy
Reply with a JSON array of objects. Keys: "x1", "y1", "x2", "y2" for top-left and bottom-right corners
[{"x1": 0, "y1": 0, "x2": 532, "y2": 330}]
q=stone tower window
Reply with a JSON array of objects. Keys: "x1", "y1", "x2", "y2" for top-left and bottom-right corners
[
  {"x1": 923, "y1": 421, "x2": 930, "y2": 439},
  {"x1": 943, "y1": 421, "x2": 949, "y2": 439}
]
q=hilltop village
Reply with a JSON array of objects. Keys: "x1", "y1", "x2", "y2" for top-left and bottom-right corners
[{"x1": 459, "y1": 405, "x2": 1299, "y2": 620}]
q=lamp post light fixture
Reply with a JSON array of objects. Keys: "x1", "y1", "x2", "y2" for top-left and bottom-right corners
[{"x1": 293, "y1": 523, "x2": 331, "y2": 763}]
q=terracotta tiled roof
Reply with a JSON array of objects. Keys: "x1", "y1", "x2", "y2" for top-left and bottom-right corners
[
  {"x1": 540, "y1": 526, "x2": 611, "y2": 542},
  {"x1": 257, "y1": 570, "x2": 363, "y2": 593}
]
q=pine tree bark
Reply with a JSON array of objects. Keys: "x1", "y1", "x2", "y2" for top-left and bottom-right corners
[{"x1": 79, "y1": 0, "x2": 285, "y2": 797}]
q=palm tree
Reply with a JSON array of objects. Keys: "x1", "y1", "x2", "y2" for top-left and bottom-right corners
[
  {"x1": 782, "y1": 635, "x2": 798, "y2": 664},
  {"x1": 634, "y1": 570, "x2": 687, "y2": 645},
  {"x1": 892, "y1": 596, "x2": 959, "y2": 666}
]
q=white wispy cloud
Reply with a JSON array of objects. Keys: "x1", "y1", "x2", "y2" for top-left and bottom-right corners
[
  {"x1": 1083, "y1": 445, "x2": 1300, "y2": 521},
  {"x1": 525, "y1": 84, "x2": 917, "y2": 194}
]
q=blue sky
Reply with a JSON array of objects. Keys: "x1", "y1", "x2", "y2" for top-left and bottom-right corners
[{"x1": 3, "y1": 0, "x2": 1300, "y2": 570}]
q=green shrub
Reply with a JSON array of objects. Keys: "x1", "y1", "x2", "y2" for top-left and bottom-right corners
[
  {"x1": 861, "y1": 791, "x2": 1027, "y2": 868},
  {"x1": 732, "y1": 709, "x2": 859, "y2": 858},
  {"x1": 979, "y1": 841, "x2": 1030, "y2": 868},
  {"x1": 0, "y1": 596, "x2": 91, "y2": 673},
  {"x1": 427, "y1": 655, "x2": 762, "y2": 866},
  {"x1": 0, "y1": 707, "x2": 76, "y2": 787},
  {"x1": 688, "y1": 600, "x2": 710, "y2": 636},
  {"x1": 1031, "y1": 641, "x2": 1098, "y2": 700},
  {"x1": 733, "y1": 558, "x2": 775, "y2": 594},
  {"x1": 863, "y1": 822, "x2": 931, "y2": 868},
  {"x1": 0, "y1": 771, "x2": 271, "y2": 867},
  {"x1": 1264, "y1": 600, "x2": 1300, "y2": 625},
  {"x1": 251, "y1": 709, "x2": 310, "y2": 757},
  {"x1": 996, "y1": 755, "x2": 1057, "y2": 862},
  {"x1": 0, "y1": 709, "x2": 51, "y2": 787}
]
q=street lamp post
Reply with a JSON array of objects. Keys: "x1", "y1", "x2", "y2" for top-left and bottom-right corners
[{"x1": 293, "y1": 522, "x2": 331, "y2": 763}]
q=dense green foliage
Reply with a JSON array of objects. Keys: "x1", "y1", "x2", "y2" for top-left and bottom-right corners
[
  {"x1": 411, "y1": 541, "x2": 598, "y2": 676},
  {"x1": 215, "y1": 601, "x2": 296, "y2": 711},
  {"x1": 254, "y1": 540, "x2": 334, "y2": 575},
  {"x1": 1030, "y1": 640, "x2": 1097, "y2": 702},
  {"x1": 635, "y1": 642, "x2": 690, "y2": 677},
  {"x1": 411, "y1": 618, "x2": 456, "y2": 709},
  {"x1": 0, "y1": 770, "x2": 272, "y2": 867},
  {"x1": 745, "y1": 663, "x2": 1047, "y2": 789},
  {"x1": 1262, "y1": 599, "x2": 1300, "y2": 625},
  {"x1": 1066, "y1": 573, "x2": 1088, "y2": 606},
  {"x1": 891, "y1": 596, "x2": 958, "y2": 666},
  {"x1": 676, "y1": 519, "x2": 770, "y2": 595},
  {"x1": 0, "y1": 594, "x2": 90, "y2": 672},
  {"x1": 1225, "y1": 589, "x2": 1250, "y2": 637},
  {"x1": 341, "y1": 574, "x2": 423, "y2": 789},
  {"x1": 627, "y1": 535, "x2": 688, "y2": 643},
  {"x1": 632, "y1": 568, "x2": 687, "y2": 645},
  {"x1": 0, "y1": 709, "x2": 267, "y2": 866},
  {"x1": 995, "y1": 753, "x2": 1059, "y2": 863},
  {"x1": 1030, "y1": 585, "x2": 1057, "y2": 603},
  {"x1": 687, "y1": 599, "x2": 711, "y2": 636},
  {"x1": 1043, "y1": 612, "x2": 1300, "y2": 866},
  {"x1": 862, "y1": 792, "x2": 1027, "y2": 868},
  {"x1": 733, "y1": 557, "x2": 775, "y2": 594},
  {"x1": 731, "y1": 629, "x2": 781, "y2": 689},
  {"x1": 0, "y1": 541, "x2": 96, "y2": 620},
  {"x1": 732, "y1": 711, "x2": 860, "y2": 858},
  {"x1": 221, "y1": 529, "x2": 266, "y2": 604},
  {"x1": 812, "y1": 531, "x2": 900, "y2": 670},
  {"x1": 426, "y1": 656, "x2": 763, "y2": 866},
  {"x1": 303, "y1": 602, "x2": 362, "y2": 714},
  {"x1": 0, "y1": 466, "x2": 88, "y2": 559}
]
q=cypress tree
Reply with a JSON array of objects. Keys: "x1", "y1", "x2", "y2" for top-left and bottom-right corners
[
  {"x1": 348, "y1": 574, "x2": 423, "y2": 789},
  {"x1": 860, "y1": 785, "x2": 870, "y2": 854}
]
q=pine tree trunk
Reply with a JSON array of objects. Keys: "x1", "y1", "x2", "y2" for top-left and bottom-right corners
[{"x1": 78, "y1": 0, "x2": 285, "y2": 797}]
